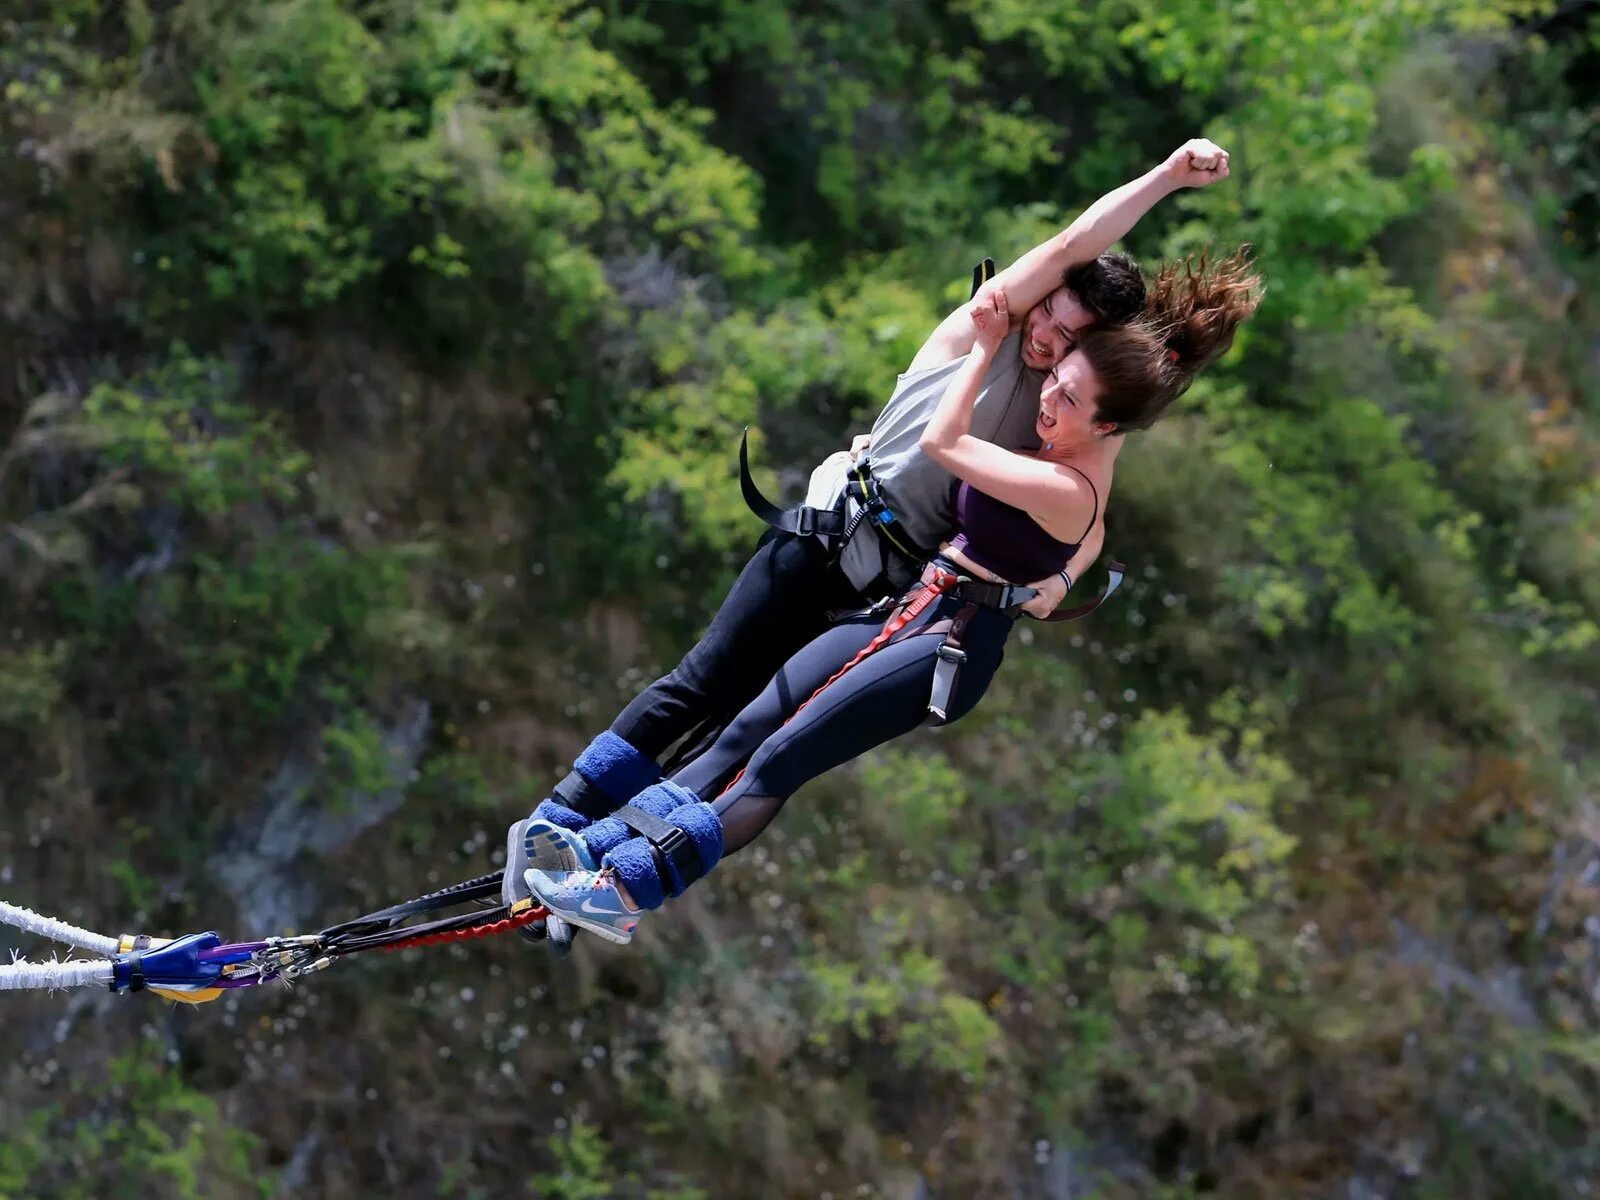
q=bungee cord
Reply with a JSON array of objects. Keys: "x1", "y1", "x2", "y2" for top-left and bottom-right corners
[{"x1": 1, "y1": 875, "x2": 547, "y2": 1005}]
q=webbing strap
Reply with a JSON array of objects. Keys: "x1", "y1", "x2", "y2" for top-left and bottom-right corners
[
  {"x1": 955, "y1": 578, "x2": 1033, "y2": 610},
  {"x1": 315, "y1": 872, "x2": 504, "y2": 944},
  {"x1": 739, "y1": 430, "x2": 849, "y2": 539},
  {"x1": 926, "y1": 602, "x2": 979, "y2": 725},
  {"x1": 846, "y1": 465, "x2": 933, "y2": 564},
  {"x1": 551, "y1": 769, "x2": 586, "y2": 809},
  {"x1": 1041, "y1": 560, "x2": 1128, "y2": 622},
  {"x1": 928, "y1": 643, "x2": 965, "y2": 724},
  {"x1": 717, "y1": 571, "x2": 963, "y2": 801},
  {"x1": 970, "y1": 256, "x2": 997, "y2": 299},
  {"x1": 615, "y1": 804, "x2": 706, "y2": 890}
]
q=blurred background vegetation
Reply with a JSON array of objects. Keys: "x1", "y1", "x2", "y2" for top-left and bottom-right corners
[{"x1": 2, "y1": 1, "x2": 1599, "y2": 1196}]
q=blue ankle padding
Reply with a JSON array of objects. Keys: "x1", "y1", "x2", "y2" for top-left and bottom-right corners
[
  {"x1": 639, "y1": 780, "x2": 700, "y2": 814},
  {"x1": 581, "y1": 785, "x2": 680, "y2": 858},
  {"x1": 533, "y1": 799, "x2": 588, "y2": 832},
  {"x1": 576, "y1": 732, "x2": 663, "y2": 804},
  {"x1": 605, "y1": 839, "x2": 666, "y2": 911},
  {"x1": 659, "y1": 802, "x2": 724, "y2": 897},
  {"x1": 595, "y1": 790, "x2": 724, "y2": 909}
]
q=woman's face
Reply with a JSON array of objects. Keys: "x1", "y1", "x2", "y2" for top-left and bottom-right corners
[
  {"x1": 1037, "y1": 350, "x2": 1108, "y2": 445},
  {"x1": 1020, "y1": 286, "x2": 1095, "y2": 370}
]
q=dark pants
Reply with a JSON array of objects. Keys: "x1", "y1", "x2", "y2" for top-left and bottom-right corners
[
  {"x1": 671, "y1": 594, "x2": 1014, "y2": 855},
  {"x1": 609, "y1": 531, "x2": 866, "y2": 788}
]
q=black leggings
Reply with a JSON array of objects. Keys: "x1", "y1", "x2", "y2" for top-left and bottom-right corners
[
  {"x1": 609, "y1": 531, "x2": 866, "y2": 786},
  {"x1": 671, "y1": 594, "x2": 1015, "y2": 855}
]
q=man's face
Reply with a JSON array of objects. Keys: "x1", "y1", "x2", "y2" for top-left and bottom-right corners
[{"x1": 1019, "y1": 286, "x2": 1095, "y2": 370}]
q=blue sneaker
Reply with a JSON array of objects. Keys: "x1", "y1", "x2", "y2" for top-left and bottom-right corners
[
  {"x1": 502, "y1": 818, "x2": 549, "y2": 944},
  {"x1": 524, "y1": 867, "x2": 643, "y2": 945},
  {"x1": 525, "y1": 819, "x2": 596, "y2": 873},
  {"x1": 524, "y1": 820, "x2": 596, "y2": 955}
]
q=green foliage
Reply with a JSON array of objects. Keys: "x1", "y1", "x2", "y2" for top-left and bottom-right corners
[
  {"x1": 173, "y1": 538, "x2": 408, "y2": 720},
  {"x1": 531, "y1": 1121, "x2": 615, "y2": 1200},
  {"x1": 1105, "y1": 708, "x2": 1296, "y2": 943},
  {"x1": 81, "y1": 353, "x2": 307, "y2": 516},
  {"x1": 808, "y1": 943, "x2": 1005, "y2": 1083},
  {"x1": 0, "y1": 642, "x2": 67, "y2": 732},
  {"x1": 3, "y1": 0, "x2": 1599, "y2": 1196},
  {"x1": 0, "y1": 1045, "x2": 259, "y2": 1200}
]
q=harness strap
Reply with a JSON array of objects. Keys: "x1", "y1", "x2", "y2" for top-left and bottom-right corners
[
  {"x1": 1041, "y1": 560, "x2": 1128, "y2": 622},
  {"x1": 737, "y1": 260, "x2": 996, "y2": 563},
  {"x1": 614, "y1": 803, "x2": 707, "y2": 890},
  {"x1": 716, "y1": 569, "x2": 964, "y2": 801},
  {"x1": 971, "y1": 256, "x2": 997, "y2": 298},
  {"x1": 844, "y1": 464, "x2": 934, "y2": 564},
  {"x1": 927, "y1": 602, "x2": 980, "y2": 724},
  {"x1": 738, "y1": 430, "x2": 850, "y2": 539}
]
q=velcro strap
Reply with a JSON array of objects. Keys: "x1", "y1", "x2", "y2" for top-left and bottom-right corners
[
  {"x1": 112, "y1": 955, "x2": 147, "y2": 994},
  {"x1": 615, "y1": 804, "x2": 705, "y2": 889}
]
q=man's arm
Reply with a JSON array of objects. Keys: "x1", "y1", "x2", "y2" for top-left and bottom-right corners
[{"x1": 906, "y1": 138, "x2": 1230, "y2": 374}]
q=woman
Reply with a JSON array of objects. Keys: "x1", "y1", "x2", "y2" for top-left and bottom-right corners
[
  {"x1": 510, "y1": 140, "x2": 1232, "y2": 831},
  {"x1": 517, "y1": 251, "x2": 1264, "y2": 943}
]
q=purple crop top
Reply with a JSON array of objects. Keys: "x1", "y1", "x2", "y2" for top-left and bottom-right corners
[{"x1": 945, "y1": 469, "x2": 1098, "y2": 584}]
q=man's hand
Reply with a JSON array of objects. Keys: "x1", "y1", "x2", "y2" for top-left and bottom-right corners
[
  {"x1": 1163, "y1": 138, "x2": 1230, "y2": 190},
  {"x1": 1020, "y1": 569, "x2": 1068, "y2": 619},
  {"x1": 847, "y1": 433, "x2": 873, "y2": 463}
]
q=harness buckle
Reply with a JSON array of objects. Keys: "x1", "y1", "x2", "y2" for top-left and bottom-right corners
[
  {"x1": 795, "y1": 506, "x2": 817, "y2": 537},
  {"x1": 935, "y1": 643, "x2": 967, "y2": 667},
  {"x1": 653, "y1": 824, "x2": 692, "y2": 861}
]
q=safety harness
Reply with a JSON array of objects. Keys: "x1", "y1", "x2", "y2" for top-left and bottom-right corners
[
  {"x1": 738, "y1": 258, "x2": 1004, "y2": 587},
  {"x1": 737, "y1": 253, "x2": 1130, "y2": 722},
  {"x1": 714, "y1": 555, "x2": 1128, "y2": 809},
  {"x1": 738, "y1": 432, "x2": 933, "y2": 579},
  {"x1": 914, "y1": 559, "x2": 1126, "y2": 721}
]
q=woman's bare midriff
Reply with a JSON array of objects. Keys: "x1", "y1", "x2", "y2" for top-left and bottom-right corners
[{"x1": 937, "y1": 542, "x2": 1009, "y2": 584}]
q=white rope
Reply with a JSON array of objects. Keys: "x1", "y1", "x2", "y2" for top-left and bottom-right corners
[
  {"x1": 0, "y1": 900, "x2": 120, "y2": 956},
  {"x1": 0, "y1": 955, "x2": 114, "y2": 991}
]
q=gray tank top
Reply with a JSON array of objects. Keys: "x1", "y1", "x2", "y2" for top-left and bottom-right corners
[
  {"x1": 865, "y1": 328, "x2": 1043, "y2": 548},
  {"x1": 834, "y1": 329, "x2": 1044, "y2": 590}
]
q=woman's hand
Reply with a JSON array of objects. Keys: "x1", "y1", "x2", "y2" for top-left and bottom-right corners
[
  {"x1": 1163, "y1": 138, "x2": 1230, "y2": 189},
  {"x1": 1019, "y1": 570, "x2": 1067, "y2": 619},
  {"x1": 969, "y1": 288, "x2": 1010, "y2": 356}
]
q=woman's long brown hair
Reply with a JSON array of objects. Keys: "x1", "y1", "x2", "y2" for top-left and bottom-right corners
[{"x1": 1077, "y1": 246, "x2": 1264, "y2": 433}]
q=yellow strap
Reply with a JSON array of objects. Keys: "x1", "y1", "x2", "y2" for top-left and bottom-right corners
[
  {"x1": 150, "y1": 986, "x2": 224, "y2": 1006},
  {"x1": 853, "y1": 464, "x2": 921, "y2": 560},
  {"x1": 117, "y1": 933, "x2": 173, "y2": 953}
]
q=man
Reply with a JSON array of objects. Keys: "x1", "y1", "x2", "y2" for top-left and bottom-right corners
[{"x1": 506, "y1": 138, "x2": 1233, "y2": 943}]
